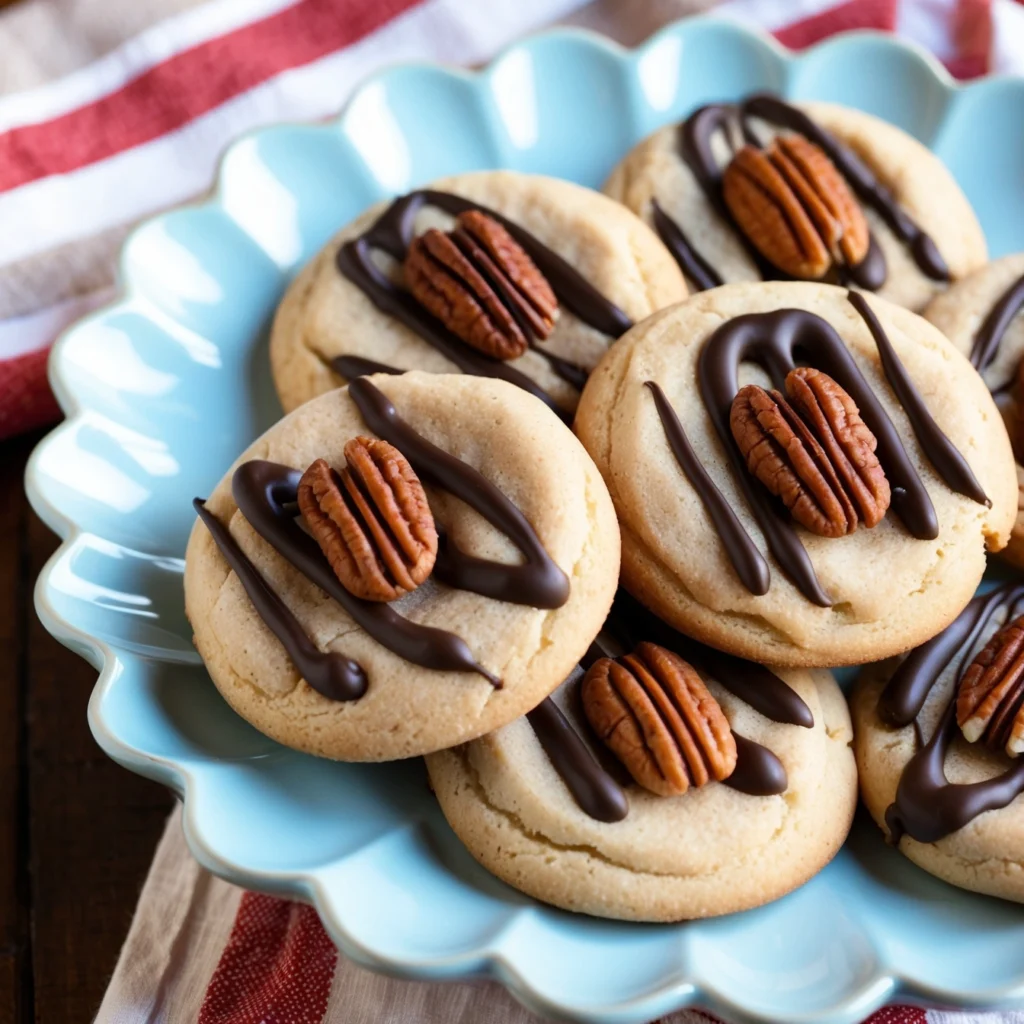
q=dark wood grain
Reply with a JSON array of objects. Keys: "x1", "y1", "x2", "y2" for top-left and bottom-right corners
[
  {"x1": 0, "y1": 428, "x2": 173, "y2": 1024},
  {"x1": 0, "y1": 432, "x2": 32, "y2": 1024}
]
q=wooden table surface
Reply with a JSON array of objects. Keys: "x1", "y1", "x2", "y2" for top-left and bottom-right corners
[{"x1": 0, "y1": 428, "x2": 174, "y2": 1024}]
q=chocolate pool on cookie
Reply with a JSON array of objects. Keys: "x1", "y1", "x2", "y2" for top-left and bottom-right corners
[
  {"x1": 270, "y1": 170, "x2": 688, "y2": 417},
  {"x1": 604, "y1": 94, "x2": 987, "y2": 311},
  {"x1": 184, "y1": 372, "x2": 620, "y2": 761},
  {"x1": 575, "y1": 281, "x2": 1017, "y2": 668}
]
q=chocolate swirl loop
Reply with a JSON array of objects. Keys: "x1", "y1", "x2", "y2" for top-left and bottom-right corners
[
  {"x1": 348, "y1": 376, "x2": 570, "y2": 609},
  {"x1": 881, "y1": 584, "x2": 1024, "y2": 843},
  {"x1": 231, "y1": 460, "x2": 499, "y2": 684},
  {"x1": 697, "y1": 304, "x2": 939, "y2": 604},
  {"x1": 660, "y1": 94, "x2": 949, "y2": 291}
]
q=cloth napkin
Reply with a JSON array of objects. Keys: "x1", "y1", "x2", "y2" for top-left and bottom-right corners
[
  {"x1": 2, "y1": 0, "x2": 1024, "y2": 442},
  {"x1": 5, "y1": 0, "x2": 1021, "y2": 1020}
]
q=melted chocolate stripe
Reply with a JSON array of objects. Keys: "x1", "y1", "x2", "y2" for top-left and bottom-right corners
[
  {"x1": 193, "y1": 499, "x2": 369, "y2": 701},
  {"x1": 527, "y1": 698, "x2": 629, "y2": 822},
  {"x1": 645, "y1": 381, "x2": 770, "y2": 597},
  {"x1": 676, "y1": 104, "x2": 779, "y2": 282},
  {"x1": 886, "y1": 701, "x2": 1024, "y2": 844},
  {"x1": 231, "y1": 462, "x2": 500, "y2": 686},
  {"x1": 726, "y1": 734, "x2": 788, "y2": 796},
  {"x1": 348, "y1": 377, "x2": 570, "y2": 609},
  {"x1": 333, "y1": 356, "x2": 404, "y2": 379},
  {"x1": 880, "y1": 585, "x2": 1024, "y2": 726},
  {"x1": 606, "y1": 590, "x2": 813, "y2": 728},
  {"x1": 970, "y1": 271, "x2": 1024, "y2": 373},
  {"x1": 849, "y1": 291, "x2": 990, "y2": 507},
  {"x1": 650, "y1": 199, "x2": 723, "y2": 292},
  {"x1": 740, "y1": 94, "x2": 948, "y2": 282},
  {"x1": 881, "y1": 583, "x2": 1024, "y2": 843}
]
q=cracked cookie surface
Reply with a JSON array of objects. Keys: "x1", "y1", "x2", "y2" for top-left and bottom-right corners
[
  {"x1": 269, "y1": 170, "x2": 687, "y2": 415},
  {"x1": 184, "y1": 372, "x2": 620, "y2": 761},
  {"x1": 427, "y1": 667, "x2": 855, "y2": 921},
  {"x1": 574, "y1": 282, "x2": 1016, "y2": 668}
]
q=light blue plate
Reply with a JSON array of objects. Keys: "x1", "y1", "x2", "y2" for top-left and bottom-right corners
[{"x1": 26, "y1": 17, "x2": 1024, "y2": 1024}]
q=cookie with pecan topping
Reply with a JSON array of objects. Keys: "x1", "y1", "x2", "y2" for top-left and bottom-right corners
[
  {"x1": 852, "y1": 583, "x2": 1024, "y2": 904},
  {"x1": 575, "y1": 281, "x2": 1016, "y2": 668},
  {"x1": 604, "y1": 98, "x2": 986, "y2": 311},
  {"x1": 269, "y1": 170, "x2": 687, "y2": 417},
  {"x1": 924, "y1": 252, "x2": 1024, "y2": 570},
  {"x1": 427, "y1": 653, "x2": 856, "y2": 921},
  {"x1": 184, "y1": 371, "x2": 620, "y2": 761}
]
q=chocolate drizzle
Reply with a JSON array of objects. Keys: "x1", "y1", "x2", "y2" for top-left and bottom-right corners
[
  {"x1": 741, "y1": 95, "x2": 949, "y2": 283},
  {"x1": 231, "y1": 461, "x2": 500, "y2": 684},
  {"x1": 881, "y1": 584, "x2": 1024, "y2": 843},
  {"x1": 192, "y1": 498, "x2": 368, "y2": 701},
  {"x1": 849, "y1": 291, "x2": 990, "y2": 506},
  {"x1": 335, "y1": 189, "x2": 632, "y2": 417},
  {"x1": 607, "y1": 589, "x2": 813, "y2": 729},
  {"x1": 193, "y1": 378, "x2": 578, "y2": 699},
  {"x1": 527, "y1": 698, "x2": 629, "y2": 822},
  {"x1": 697, "y1": 304, "x2": 936, "y2": 603},
  {"x1": 645, "y1": 380, "x2": 770, "y2": 596},
  {"x1": 650, "y1": 199, "x2": 723, "y2": 292},
  {"x1": 348, "y1": 377, "x2": 570, "y2": 609},
  {"x1": 526, "y1": 590, "x2": 807, "y2": 817},
  {"x1": 728, "y1": 734, "x2": 788, "y2": 796},
  {"x1": 333, "y1": 355, "x2": 404, "y2": 380},
  {"x1": 970, "y1": 271, "x2": 1024, "y2": 375},
  {"x1": 662, "y1": 94, "x2": 948, "y2": 290}
]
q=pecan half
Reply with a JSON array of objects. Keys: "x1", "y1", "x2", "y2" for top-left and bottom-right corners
[
  {"x1": 297, "y1": 438, "x2": 438, "y2": 602},
  {"x1": 730, "y1": 369, "x2": 889, "y2": 538},
  {"x1": 785, "y1": 367, "x2": 890, "y2": 528},
  {"x1": 957, "y1": 615, "x2": 1024, "y2": 757},
  {"x1": 722, "y1": 133, "x2": 869, "y2": 280},
  {"x1": 403, "y1": 210, "x2": 558, "y2": 361},
  {"x1": 581, "y1": 642, "x2": 737, "y2": 797}
]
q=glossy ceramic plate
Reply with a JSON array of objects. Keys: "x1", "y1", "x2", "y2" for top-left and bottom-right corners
[{"x1": 27, "y1": 17, "x2": 1024, "y2": 1024}]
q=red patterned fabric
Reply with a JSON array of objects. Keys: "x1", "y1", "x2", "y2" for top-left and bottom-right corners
[
  {"x1": 199, "y1": 893, "x2": 337, "y2": 1024},
  {"x1": 0, "y1": 0, "x2": 1015, "y2": 444}
]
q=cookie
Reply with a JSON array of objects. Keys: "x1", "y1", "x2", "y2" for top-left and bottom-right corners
[
  {"x1": 924, "y1": 253, "x2": 1024, "y2": 568},
  {"x1": 852, "y1": 583, "x2": 1024, "y2": 903},
  {"x1": 426, "y1": 593, "x2": 856, "y2": 921},
  {"x1": 575, "y1": 281, "x2": 1016, "y2": 668},
  {"x1": 604, "y1": 95, "x2": 987, "y2": 312},
  {"x1": 270, "y1": 171, "x2": 687, "y2": 416},
  {"x1": 184, "y1": 371, "x2": 620, "y2": 761}
]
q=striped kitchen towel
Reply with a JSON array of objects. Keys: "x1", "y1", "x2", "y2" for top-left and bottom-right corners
[{"x1": 2, "y1": 0, "x2": 1024, "y2": 440}]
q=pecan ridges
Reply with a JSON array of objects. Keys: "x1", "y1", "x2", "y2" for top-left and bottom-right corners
[
  {"x1": 403, "y1": 210, "x2": 557, "y2": 361},
  {"x1": 957, "y1": 615, "x2": 1024, "y2": 757},
  {"x1": 297, "y1": 438, "x2": 437, "y2": 603},
  {"x1": 581, "y1": 642, "x2": 737, "y2": 797},
  {"x1": 730, "y1": 367, "x2": 890, "y2": 538},
  {"x1": 722, "y1": 133, "x2": 870, "y2": 280}
]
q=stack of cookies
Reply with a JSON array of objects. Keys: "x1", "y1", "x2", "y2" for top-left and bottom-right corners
[{"x1": 184, "y1": 94, "x2": 1024, "y2": 920}]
